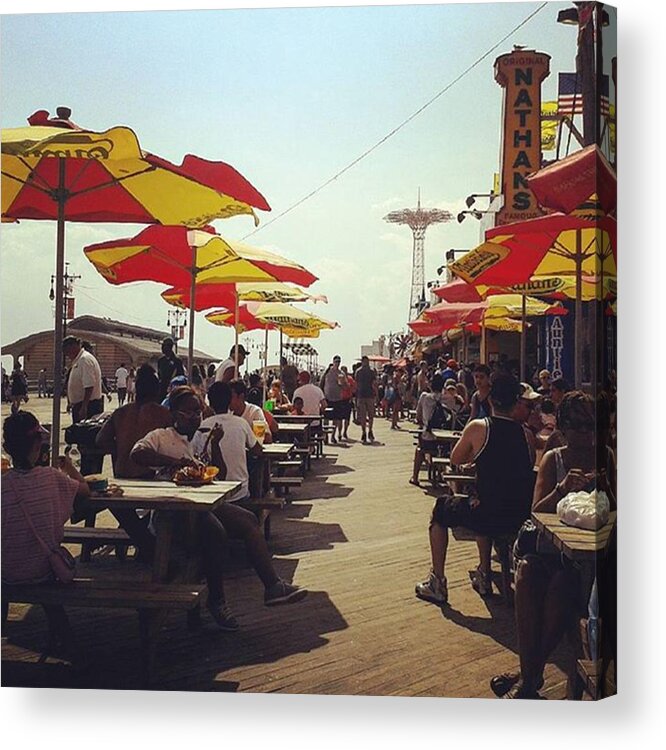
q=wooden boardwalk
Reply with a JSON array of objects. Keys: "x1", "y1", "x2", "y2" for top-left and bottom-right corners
[{"x1": 1, "y1": 406, "x2": 571, "y2": 697}]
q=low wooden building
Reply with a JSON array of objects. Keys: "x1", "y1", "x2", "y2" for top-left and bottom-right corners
[{"x1": 2, "y1": 315, "x2": 217, "y2": 380}]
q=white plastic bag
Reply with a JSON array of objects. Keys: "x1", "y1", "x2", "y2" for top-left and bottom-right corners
[{"x1": 556, "y1": 489, "x2": 610, "y2": 530}]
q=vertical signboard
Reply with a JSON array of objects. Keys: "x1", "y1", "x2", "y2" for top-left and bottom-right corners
[
  {"x1": 494, "y1": 49, "x2": 550, "y2": 225},
  {"x1": 545, "y1": 304, "x2": 574, "y2": 385}
]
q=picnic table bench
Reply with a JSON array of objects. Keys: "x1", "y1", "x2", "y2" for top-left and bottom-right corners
[{"x1": 4, "y1": 479, "x2": 240, "y2": 684}]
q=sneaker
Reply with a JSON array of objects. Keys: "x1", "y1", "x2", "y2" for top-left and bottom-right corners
[
  {"x1": 207, "y1": 602, "x2": 239, "y2": 631},
  {"x1": 472, "y1": 565, "x2": 492, "y2": 596},
  {"x1": 368, "y1": 431, "x2": 375, "y2": 442},
  {"x1": 264, "y1": 579, "x2": 308, "y2": 606},
  {"x1": 415, "y1": 571, "x2": 448, "y2": 604}
]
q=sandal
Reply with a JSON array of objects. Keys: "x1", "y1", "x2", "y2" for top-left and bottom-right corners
[{"x1": 491, "y1": 673, "x2": 544, "y2": 697}]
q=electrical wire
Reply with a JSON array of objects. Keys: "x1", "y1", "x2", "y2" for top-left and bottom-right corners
[{"x1": 242, "y1": 2, "x2": 549, "y2": 240}]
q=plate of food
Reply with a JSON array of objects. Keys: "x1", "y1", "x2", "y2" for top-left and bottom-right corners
[{"x1": 172, "y1": 465, "x2": 219, "y2": 486}]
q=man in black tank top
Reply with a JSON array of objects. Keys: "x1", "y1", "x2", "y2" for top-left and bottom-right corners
[{"x1": 416, "y1": 374, "x2": 534, "y2": 606}]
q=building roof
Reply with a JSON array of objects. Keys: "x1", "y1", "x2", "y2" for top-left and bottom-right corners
[{"x1": 2, "y1": 315, "x2": 218, "y2": 362}]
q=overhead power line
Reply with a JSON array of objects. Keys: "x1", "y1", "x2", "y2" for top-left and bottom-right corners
[{"x1": 243, "y1": 2, "x2": 548, "y2": 240}]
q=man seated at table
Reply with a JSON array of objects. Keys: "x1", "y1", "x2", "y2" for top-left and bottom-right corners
[
  {"x1": 131, "y1": 387, "x2": 305, "y2": 629},
  {"x1": 415, "y1": 374, "x2": 534, "y2": 605},
  {"x1": 229, "y1": 379, "x2": 275, "y2": 443},
  {"x1": 196, "y1": 382, "x2": 307, "y2": 607},
  {"x1": 96, "y1": 364, "x2": 174, "y2": 560}
]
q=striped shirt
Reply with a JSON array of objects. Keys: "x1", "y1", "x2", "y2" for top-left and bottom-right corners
[{"x1": 1, "y1": 468, "x2": 78, "y2": 584}]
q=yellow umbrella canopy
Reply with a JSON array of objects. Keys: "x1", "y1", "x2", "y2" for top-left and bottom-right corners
[
  {"x1": 2, "y1": 125, "x2": 266, "y2": 226},
  {"x1": 161, "y1": 281, "x2": 327, "y2": 311},
  {"x1": 206, "y1": 302, "x2": 337, "y2": 333},
  {"x1": 475, "y1": 274, "x2": 615, "y2": 302},
  {"x1": 423, "y1": 294, "x2": 554, "y2": 325}
]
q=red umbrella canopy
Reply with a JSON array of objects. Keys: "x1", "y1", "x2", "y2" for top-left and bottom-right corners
[
  {"x1": 204, "y1": 305, "x2": 278, "y2": 333},
  {"x1": 84, "y1": 225, "x2": 318, "y2": 288},
  {"x1": 527, "y1": 144, "x2": 616, "y2": 216},
  {"x1": 433, "y1": 278, "x2": 484, "y2": 303},
  {"x1": 451, "y1": 213, "x2": 616, "y2": 288}
]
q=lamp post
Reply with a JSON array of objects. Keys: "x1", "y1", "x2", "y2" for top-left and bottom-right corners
[
  {"x1": 49, "y1": 262, "x2": 80, "y2": 347},
  {"x1": 166, "y1": 309, "x2": 187, "y2": 353}
]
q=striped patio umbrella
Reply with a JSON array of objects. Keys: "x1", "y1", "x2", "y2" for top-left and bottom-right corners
[
  {"x1": 1, "y1": 110, "x2": 269, "y2": 459},
  {"x1": 84, "y1": 227, "x2": 317, "y2": 378}
]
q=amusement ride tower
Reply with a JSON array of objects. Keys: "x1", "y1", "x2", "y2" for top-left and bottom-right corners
[{"x1": 384, "y1": 192, "x2": 453, "y2": 321}]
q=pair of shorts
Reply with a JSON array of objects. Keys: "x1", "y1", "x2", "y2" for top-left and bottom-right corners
[
  {"x1": 430, "y1": 494, "x2": 521, "y2": 538},
  {"x1": 327, "y1": 400, "x2": 346, "y2": 421}
]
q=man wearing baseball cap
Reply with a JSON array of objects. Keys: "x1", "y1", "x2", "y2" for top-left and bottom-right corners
[
  {"x1": 440, "y1": 359, "x2": 459, "y2": 382},
  {"x1": 214, "y1": 344, "x2": 248, "y2": 383}
]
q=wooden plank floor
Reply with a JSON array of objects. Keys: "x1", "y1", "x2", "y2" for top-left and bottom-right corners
[{"x1": 1, "y1": 406, "x2": 571, "y2": 697}]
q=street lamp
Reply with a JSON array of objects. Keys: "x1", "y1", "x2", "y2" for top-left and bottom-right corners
[
  {"x1": 457, "y1": 209, "x2": 490, "y2": 223},
  {"x1": 465, "y1": 193, "x2": 496, "y2": 208}
]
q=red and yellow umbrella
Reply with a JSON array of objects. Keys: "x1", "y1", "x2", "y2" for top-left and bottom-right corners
[
  {"x1": 1, "y1": 110, "x2": 269, "y2": 459},
  {"x1": 161, "y1": 281, "x2": 327, "y2": 311},
  {"x1": 84, "y1": 226, "x2": 318, "y2": 377},
  {"x1": 450, "y1": 212, "x2": 616, "y2": 385}
]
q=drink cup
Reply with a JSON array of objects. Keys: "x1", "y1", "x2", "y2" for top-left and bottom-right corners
[{"x1": 252, "y1": 420, "x2": 266, "y2": 443}]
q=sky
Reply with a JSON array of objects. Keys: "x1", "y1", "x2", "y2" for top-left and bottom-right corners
[{"x1": 1, "y1": 1, "x2": 616, "y2": 372}]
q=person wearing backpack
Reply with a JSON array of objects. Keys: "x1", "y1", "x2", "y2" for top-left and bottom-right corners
[{"x1": 409, "y1": 373, "x2": 446, "y2": 487}]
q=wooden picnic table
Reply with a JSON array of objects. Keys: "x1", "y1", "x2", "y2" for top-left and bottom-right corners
[
  {"x1": 532, "y1": 511, "x2": 617, "y2": 563},
  {"x1": 273, "y1": 414, "x2": 322, "y2": 424},
  {"x1": 532, "y1": 510, "x2": 617, "y2": 697},
  {"x1": 90, "y1": 479, "x2": 241, "y2": 583},
  {"x1": 430, "y1": 429, "x2": 464, "y2": 443},
  {"x1": 276, "y1": 422, "x2": 310, "y2": 438}
]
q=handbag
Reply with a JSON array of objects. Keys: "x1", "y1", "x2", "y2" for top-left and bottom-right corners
[
  {"x1": 513, "y1": 518, "x2": 541, "y2": 558},
  {"x1": 17, "y1": 495, "x2": 76, "y2": 583}
]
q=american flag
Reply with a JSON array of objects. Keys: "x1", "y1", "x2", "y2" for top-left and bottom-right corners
[{"x1": 558, "y1": 72, "x2": 610, "y2": 116}]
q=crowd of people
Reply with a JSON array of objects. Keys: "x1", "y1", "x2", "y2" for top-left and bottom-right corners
[
  {"x1": 408, "y1": 353, "x2": 616, "y2": 699},
  {"x1": 1, "y1": 337, "x2": 616, "y2": 696}
]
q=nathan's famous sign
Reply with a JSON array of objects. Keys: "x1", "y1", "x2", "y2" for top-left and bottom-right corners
[{"x1": 494, "y1": 49, "x2": 550, "y2": 225}]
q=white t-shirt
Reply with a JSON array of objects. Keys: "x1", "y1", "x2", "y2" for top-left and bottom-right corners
[
  {"x1": 131, "y1": 426, "x2": 198, "y2": 464},
  {"x1": 240, "y1": 402, "x2": 267, "y2": 431},
  {"x1": 67, "y1": 349, "x2": 103, "y2": 404},
  {"x1": 115, "y1": 366, "x2": 129, "y2": 388},
  {"x1": 293, "y1": 383, "x2": 326, "y2": 416},
  {"x1": 193, "y1": 413, "x2": 257, "y2": 502},
  {"x1": 214, "y1": 358, "x2": 236, "y2": 382},
  {"x1": 416, "y1": 390, "x2": 443, "y2": 436}
]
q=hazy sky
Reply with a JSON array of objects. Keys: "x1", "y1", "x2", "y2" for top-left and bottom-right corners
[{"x1": 1, "y1": 1, "x2": 616, "y2": 370}]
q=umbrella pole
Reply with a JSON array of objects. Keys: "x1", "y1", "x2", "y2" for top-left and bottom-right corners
[
  {"x1": 187, "y1": 256, "x2": 196, "y2": 383},
  {"x1": 50, "y1": 160, "x2": 67, "y2": 466},
  {"x1": 575, "y1": 230, "x2": 583, "y2": 389},
  {"x1": 234, "y1": 289, "x2": 240, "y2": 378},
  {"x1": 279, "y1": 329, "x2": 284, "y2": 379},
  {"x1": 263, "y1": 325, "x2": 269, "y2": 403},
  {"x1": 520, "y1": 294, "x2": 527, "y2": 381},
  {"x1": 480, "y1": 320, "x2": 487, "y2": 364}
]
